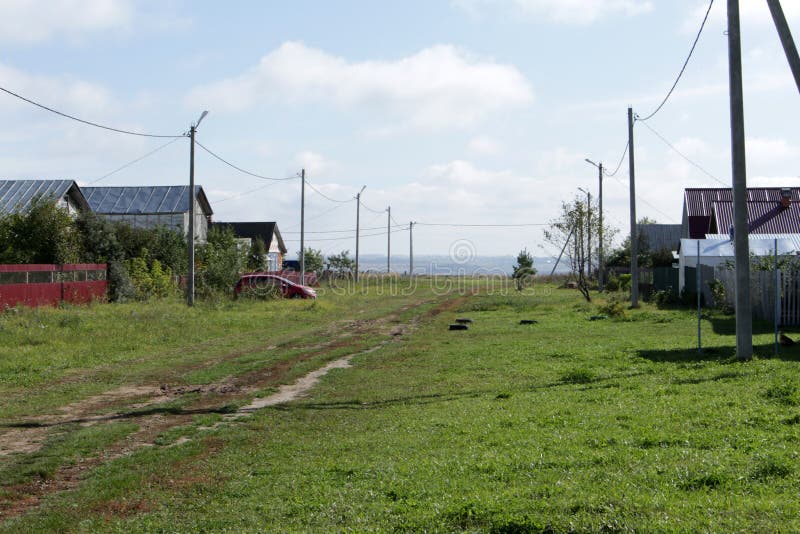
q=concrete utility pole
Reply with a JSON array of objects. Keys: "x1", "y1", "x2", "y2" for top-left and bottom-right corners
[
  {"x1": 627, "y1": 107, "x2": 639, "y2": 307},
  {"x1": 409, "y1": 221, "x2": 414, "y2": 276},
  {"x1": 767, "y1": 0, "x2": 800, "y2": 96},
  {"x1": 355, "y1": 186, "x2": 366, "y2": 283},
  {"x1": 585, "y1": 159, "x2": 604, "y2": 290},
  {"x1": 300, "y1": 168, "x2": 306, "y2": 286},
  {"x1": 387, "y1": 206, "x2": 391, "y2": 273},
  {"x1": 578, "y1": 187, "x2": 591, "y2": 280},
  {"x1": 187, "y1": 110, "x2": 208, "y2": 307},
  {"x1": 728, "y1": 0, "x2": 753, "y2": 360}
]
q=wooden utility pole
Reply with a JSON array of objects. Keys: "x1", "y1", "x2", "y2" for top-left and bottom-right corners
[
  {"x1": 387, "y1": 206, "x2": 391, "y2": 273},
  {"x1": 409, "y1": 221, "x2": 414, "y2": 276},
  {"x1": 728, "y1": 0, "x2": 752, "y2": 360},
  {"x1": 627, "y1": 107, "x2": 639, "y2": 307},
  {"x1": 300, "y1": 168, "x2": 306, "y2": 286},
  {"x1": 186, "y1": 110, "x2": 208, "y2": 307},
  {"x1": 598, "y1": 163, "x2": 604, "y2": 291},
  {"x1": 766, "y1": 0, "x2": 800, "y2": 95},
  {"x1": 355, "y1": 186, "x2": 365, "y2": 283}
]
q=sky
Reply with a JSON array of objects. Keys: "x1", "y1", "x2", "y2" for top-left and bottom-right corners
[{"x1": 1, "y1": 0, "x2": 799, "y2": 261}]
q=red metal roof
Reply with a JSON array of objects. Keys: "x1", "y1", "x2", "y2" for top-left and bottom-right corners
[
  {"x1": 710, "y1": 201, "x2": 800, "y2": 234},
  {"x1": 683, "y1": 187, "x2": 800, "y2": 217}
]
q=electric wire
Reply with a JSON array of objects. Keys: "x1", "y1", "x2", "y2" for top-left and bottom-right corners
[
  {"x1": 637, "y1": 0, "x2": 714, "y2": 122},
  {"x1": 603, "y1": 140, "x2": 629, "y2": 178},
  {"x1": 282, "y1": 224, "x2": 404, "y2": 234},
  {"x1": 213, "y1": 180, "x2": 286, "y2": 204},
  {"x1": 306, "y1": 181, "x2": 355, "y2": 203},
  {"x1": 638, "y1": 119, "x2": 727, "y2": 186},
  {"x1": 89, "y1": 137, "x2": 183, "y2": 184},
  {"x1": 360, "y1": 200, "x2": 387, "y2": 215},
  {"x1": 415, "y1": 222, "x2": 548, "y2": 228},
  {"x1": 607, "y1": 173, "x2": 678, "y2": 223},
  {"x1": 0, "y1": 85, "x2": 185, "y2": 138},
  {"x1": 282, "y1": 203, "x2": 347, "y2": 232},
  {"x1": 284, "y1": 226, "x2": 408, "y2": 242},
  {"x1": 195, "y1": 140, "x2": 297, "y2": 181}
]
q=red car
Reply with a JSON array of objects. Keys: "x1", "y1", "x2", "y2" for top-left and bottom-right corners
[{"x1": 234, "y1": 274, "x2": 317, "y2": 299}]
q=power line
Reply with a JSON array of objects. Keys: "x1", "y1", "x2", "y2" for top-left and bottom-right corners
[
  {"x1": 213, "y1": 180, "x2": 286, "y2": 205},
  {"x1": 284, "y1": 226, "x2": 408, "y2": 242},
  {"x1": 89, "y1": 137, "x2": 184, "y2": 184},
  {"x1": 195, "y1": 140, "x2": 297, "y2": 181},
  {"x1": 637, "y1": 0, "x2": 715, "y2": 122},
  {"x1": 638, "y1": 120, "x2": 727, "y2": 186},
  {"x1": 283, "y1": 224, "x2": 404, "y2": 235},
  {"x1": 283, "y1": 203, "x2": 347, "y2": 232},
  {"x1": 415, "y1": 222, "x2": 548, "y2": 228},
  {"x1": 607, "y1": 172, "x2": 678, "y2": 223},
  {"x1": 306, "y1": 181, "x2": 355, "y2": 203},
  {"x1": 0, "y1": 85, "x2": 185, "y2": 139},
  {"x1": 360, "y1": 200, "x2": 386, "y2": 214},
  {"x1": 603, "y1": 140, "x2": 629, "y2": 178}
]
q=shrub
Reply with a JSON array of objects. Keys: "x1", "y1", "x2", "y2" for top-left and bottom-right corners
[
  {"x1": 604, "y1": 274, "x2": 620, "y2": 292},
  {"x1": 618, "y1": 274, "x2": 631, "y2": 292},
  {"x1": 597, "y1": 294, "x2": 627, "y2": 319}
]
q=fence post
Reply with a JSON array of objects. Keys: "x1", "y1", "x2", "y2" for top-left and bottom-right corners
[
  {"x1": 697, "y1": 241, "x2": 702, "y2": 353},
  {"x1": 775, "y1": 239, "x2": 779, "y2": 355}
]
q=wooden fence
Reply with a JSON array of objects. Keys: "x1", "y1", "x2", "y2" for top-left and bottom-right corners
[{"x1": 715, "y1": 266, "x2": 800, "y2": 326}]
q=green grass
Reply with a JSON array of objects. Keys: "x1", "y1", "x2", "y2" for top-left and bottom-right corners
[{"x1": 4, "y1": 283, "x2": 800, "y2": 532}]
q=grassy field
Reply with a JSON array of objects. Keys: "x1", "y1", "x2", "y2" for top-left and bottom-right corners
[{"x1": 2, "y1": 279, "x2": 800, "y2": 532}]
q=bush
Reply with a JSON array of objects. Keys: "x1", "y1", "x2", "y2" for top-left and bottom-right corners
[
  {"x1": 604, "y1": 274, "x2": 620, "y2": 292},
  {"x1": 618, "y1": 274, "x2": 631, "y2": 292},
  {"x1": 597, "y1": 294, "x2": 627, "y2": 319}
]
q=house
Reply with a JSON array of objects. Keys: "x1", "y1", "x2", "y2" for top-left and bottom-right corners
[
  {"x1": 0, "y1": 179, "x2": 89, "y2": 215},
  {"x1": 211, "y1": 221, "x2": 287, "y2": 271},
  {"x1": 83, "y1": 185, "x2": 213, "y2": 243},
  {"x1": 682, "y1": 187, "x2": 800, "y2": 238}
]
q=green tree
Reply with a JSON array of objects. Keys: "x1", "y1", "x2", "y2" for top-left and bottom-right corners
[
  {"x1": 247, "y1": 237, "x2": 268, "y2": 271},
  {"x1": 327, "y1": 250, "x2": 355, "y2": 275},
  {"x1": 196, "y1": 225, "x2": 247, "y2": 294},
  {"x1": 512, "y1": 248, "x2": 536, "y2": 290},
  {"x1": 300, "y1": 247, "x2": 324, "y2": 274},
  {"x1": 0, "y1": 196, "x2": 81, "y2": 264}
]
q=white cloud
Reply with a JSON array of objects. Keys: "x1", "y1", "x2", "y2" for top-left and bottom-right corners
[
  {"x1": 295, "y1": 151, "x2": 339, "y2": 177},
  {"x1": 0, "y1": 0, "x2": 133, "y2": 44},
  {"x1": 187, "y1": 42, "x2": 534, "y2": 129},
  {"x1": 453, "y1": 0, "x2": 653, "y2": 25},
  {"x1": 746, "y1": 137, "x2": 799, "y2": 163},
  {"x1": 468, "y1": 135, "x2": 503, "y2": 155}
]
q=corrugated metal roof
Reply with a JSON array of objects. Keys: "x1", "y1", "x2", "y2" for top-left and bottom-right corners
[
  {"x1": 0, "y1": 180, "x2": 85, "y2": 213},
  {"x1": 709, "y1": 200, "x2": 800, "y2": 234},
  {"x1": 83, "y1": 186, "x2": 213, "y2": 215},
  {"x1": 638, "y1": 224, "x2": 682, "y2": 251},
  {"x1": 683, "y1": 187, "x2": 800, "y2": 217}
]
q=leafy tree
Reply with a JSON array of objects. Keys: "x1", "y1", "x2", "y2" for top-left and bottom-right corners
[
  {"x1": 300, "y1": 247, "x2": 324, "y2": 274},
  {"x1": 327, "y1": 250, "x2": 355, "y2": 275},
  {"x1": 607, "y1": 217, "x2": 659, "y2": 268},
  {"x1": 196, "y1": 225, "x2": 246, "y2": 294},
  {"x1": 247, "y1": 237, "x2": 268, "y2": 271},
  {"x1": 0, "y1": 196, "x2": 81, "y2": 264}
]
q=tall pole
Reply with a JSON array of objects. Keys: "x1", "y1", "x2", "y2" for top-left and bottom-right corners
[
  {"x1": 587, "y1": 192, "x2": 592, "y2": 279},
  {"x1": 598, "y1": 162, "x2": 604, "y2": 291},
  {"x1": 766, "y1": 0, "x2": 800, "y2": 96},
  {"x1": 409, "y1": 221, "x2": 414, "y2": 276},
  {"x1": 300, "y1": 168, "x2": 306, "y2": 286},
  {"x1": 728, "y1": 0, "x2": 752, "y2": 360},
  {"x1": 387, "y1": 206, "x2": 391, "y2": 273},
  {"x1": 628, "y1": 107, "x2": 639, "y2": 307},
  {"x1": 355, "y1": 186, "x2": 365, "y2": 283},
  {"x1": 186, "y1": 110, "x2": 207, "y2": 307}
]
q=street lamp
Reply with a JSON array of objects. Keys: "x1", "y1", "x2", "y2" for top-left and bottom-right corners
[
  {"x1": 584, "y1": 158, "x2": 604, "y2": 291},
  {"x1": 187, "y1": 110, "x2": 209, "y2": 307}
]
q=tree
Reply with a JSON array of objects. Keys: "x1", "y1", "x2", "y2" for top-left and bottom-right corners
[
  {"x1": 196, "y1": 225, "x2": 247, "y2": 294},
  {"x1": 0, "y1": 196, "x2": 81, "y2": 264},
  {"x1": 300, "y1": 247, "x2": 324, "y2": 274},
  {"x1": 327, "y1": 250, "x2": 355, "y2": 275},
  {"x1": 512, "y1": 248, "x2": 536, "y2": 290},
  {"x1": 607, "y1": 217, "x2": 658, "y2": 268},
  {"x1": 247, "y1": 237, "x2": 268, "y2": 271},
  {"x1": 543, "y1": 195, "x2": 616, "y2": 301}
]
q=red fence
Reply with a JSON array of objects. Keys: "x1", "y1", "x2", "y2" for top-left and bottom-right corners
[{"x1": 0, "y1": 264, "x2": 107, "y2": 308}]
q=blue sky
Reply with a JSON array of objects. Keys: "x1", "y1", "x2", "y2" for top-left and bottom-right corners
[{"x1": 1, "y1": 0, "x2": 799, "y2": 259}]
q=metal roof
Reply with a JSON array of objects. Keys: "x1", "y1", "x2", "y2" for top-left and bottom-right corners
[
  {"x1": 709, "y1": 200, "x2": 800, "y2": 234},
  {"x1": 82, "y1": 186, "x2": 213, "y2": 215},
  {"x1": 0, "y1": 180, "x2": 88, "y2": 214},
  {"x1": 684, "y1": 187, "x2": 800, "y2": 217}
]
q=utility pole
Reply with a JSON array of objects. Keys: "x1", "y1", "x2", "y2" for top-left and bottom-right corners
[
  {"x1": 187, "y1": 110, "x2": 208, "y2": 307},
  {"x1": 627, "y1": 107, "x2": 639, "y2": 307},
  {"x1": 409, "y1": 221, "x2": 414, "y2": 276},
  {"x1": 387, "y1": 206, "x2": 391, "y2": 273},
  {"x1": 355, "y1": 186, "x2": 366, "y2": 283},
  {"x1": 300, "y1": 168, "x2": 306, "y2": 286},
  {"x1": 585, "y1": 159, "x2": 604, "y2": 290},
  {"x1": 587, "y1": 192, "x2": 592, "y2": 278},
  {"x1": 767, "y1": 0, "x2": 800, "y2": 95},
  {"x1": 728, "y1": 0, "x2": 752, "y2": 360}
]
